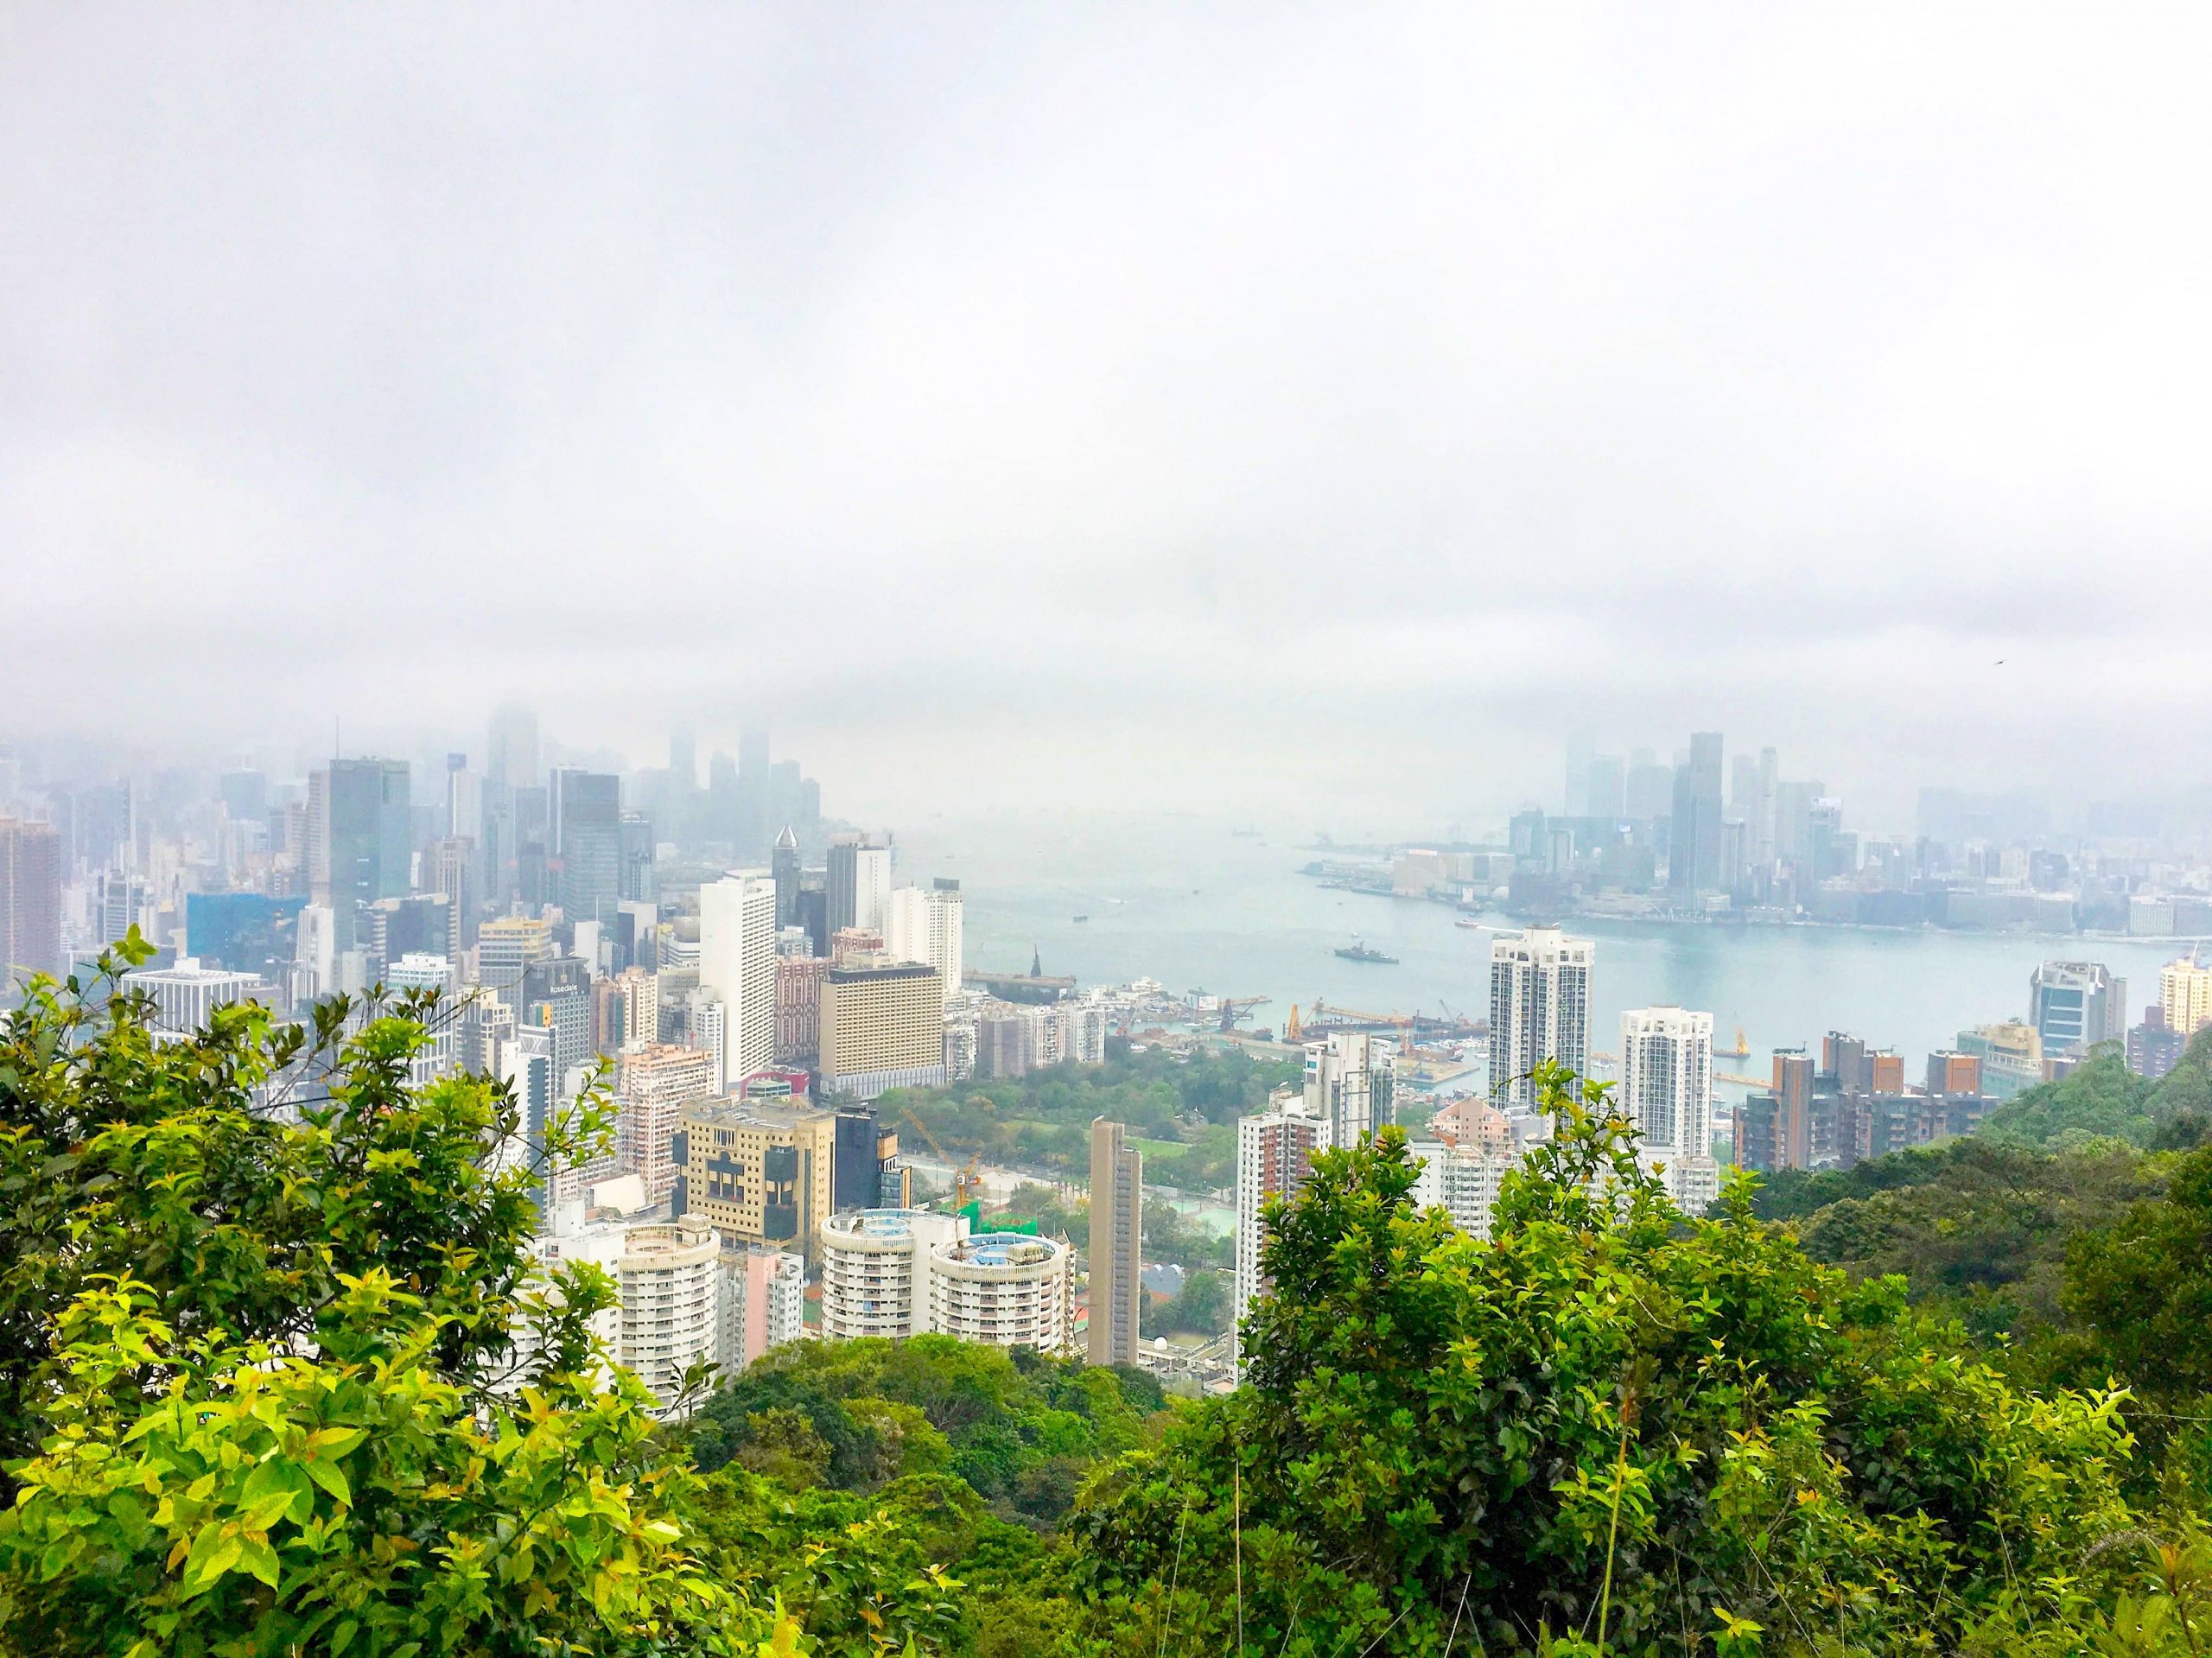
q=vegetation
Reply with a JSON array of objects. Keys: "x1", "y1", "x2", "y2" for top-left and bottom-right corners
[
  {"x1": 880, "y1": 1042, "x2": 1298, "y2": 1197},
  {"x1": 1976, "y1": 1029, "x2": 2212, "y2": 1151},
  {"x1": 8, "y1": 953, "x2": 2212, "y2": 1655}
]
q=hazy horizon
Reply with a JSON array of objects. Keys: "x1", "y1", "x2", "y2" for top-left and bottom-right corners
[{"x1": 7, "y1": 7, "x2": 2209, "y2": 829}]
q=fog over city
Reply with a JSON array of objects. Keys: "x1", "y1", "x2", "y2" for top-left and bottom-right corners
[{"x1": 4, "y1": 6, "x2": 2209, "y2": 829}]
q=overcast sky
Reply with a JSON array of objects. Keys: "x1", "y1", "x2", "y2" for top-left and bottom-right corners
[{"x1": 4, "y1": 6, "x2": 2208, "y2": 831}]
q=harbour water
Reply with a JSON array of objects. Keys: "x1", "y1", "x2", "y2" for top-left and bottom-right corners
[{"x1": 895, "y1": 810, "x2": 2190, "y2": 1104}]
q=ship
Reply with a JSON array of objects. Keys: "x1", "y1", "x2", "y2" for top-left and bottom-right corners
[
  {"x1": 1717, "y1": 1024, "x2": 1751, "y2": 1058},
  {"x1": 1454, "y1": 917, "x2": 1484, "y2": 930},
  {"x1": 1072, "y1": 914, "x2": 1089, "y2": 923},
  {"x1": 1334, "y1": 940, "x2": 1400, "y2": 965}
]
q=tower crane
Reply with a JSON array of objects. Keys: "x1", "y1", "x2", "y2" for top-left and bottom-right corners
[
  {"x1": 1217, "y1": 994, "x2": 1270, "y2": 1032},
  {"x1": 899, "y1": 1109, "x2": 982, "y2": 1213}
]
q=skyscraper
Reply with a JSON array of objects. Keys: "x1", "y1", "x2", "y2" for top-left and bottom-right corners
[
  {"x1": 1488, "y1": 927, "x2": 1594, "y2": 1107},
  {"x1": 553, "y1": 769, "x2": 621, "y2": 928},
  {"x1": 826, "y1": 834, "x2": 892, "y2": 936},
  {"x1": 1302, "y1": 1031, "x2": 1394, "y2": 1144},
  {"x1": 1668, "y1": 732, "x2": 1724, "y2": 893},
  {"x1": 486, "y1": 704, "x2": 538, "y2": 791},
  {"x1": 772, "y1": 825, "x2": 800, "y2": 928},
  {"x1": 735, "y1": 724, "x2": 771, "y2": 859},
  {"x1": 887, "y1": 880, "x2": 964, "y2": 1007},
  {"x1": 2160, "y1": 956, "x2": 2212, "y2": 1040},
  {"x1": 2028, "y1": 961, "x2": 2125, "y2": 1058},
  {"x1": 1233, "y1": 1096, "x2": 1327, "y2": 1369},
  {"x1": 1618, "y1": 1007, "x2": 1718, "y2": 1210},
  {"x1": 0, "y1": 817, "x2": 63, "y2": 990},
  {"x1": 1087, "y1": 1118, "x2": 1143, "y2": 1367},
  {"x1": 311, "y1": 758, "x2": 410, "y2": 950},
  {"x1": 700, "y1": 869, "x2": 779, "y2": 1090}
]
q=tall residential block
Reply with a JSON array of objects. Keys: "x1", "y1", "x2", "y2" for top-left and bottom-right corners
[
  {"x1": 699, "y1": 869, "x2": 778, "y2": 1091},
  {"x1": 1233, "y1": 1096, "x2": 1328, "y2": 1367},
  {"x1": 0, "y1": 817, "x2": 62, "y2": 989},
  {"x1": 1488, "y1": 927, "x2": 1594, "y2": 1107},
  {"x1": 887, "y1": 880, "x2": 965, "y2": 1007},
  {"x1": 1302, "y1": 1031, "x2": 1394, "y2": 1144},
  {"x1": 1087, "y1": 1118, "x2": 1143, "y2": 1366},
  {"x1": 1618, "y1": 1006, "x2": 1719, "y2": 1211},
  {"x1": 2161, "y1": 957, "x2": 2212, "y2": 1040}
]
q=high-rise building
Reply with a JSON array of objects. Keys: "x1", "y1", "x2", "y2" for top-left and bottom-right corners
[
  {"x1": 551, "y1": 769, "x2": 622, "y2": 930},
  {"x1": 1488, "y1": 927, "x2": 1594, "y2": 1107},
  {"x1": 929, "y1": 1232, "x2": 1073, "y2": 1352},
  {"x1": 1408, "y1": 1097, "x2": 1521, "y2": 1240},
  {"x1": 2160, "y1": 957, "x2": 2212, "y2": 1040},
  {"x1": 825, "y1": 835, "x2": 892, "y2": 937},
  {"x1": 183, "y1": 893, "x2": 305, "y2": 985},
  {"x1": 699, "y1": 870, "x2": 778, "y2": 1090},
  {"x1": 486, "y1": 704, "x2": 539, "y2": 791},
  {"x1": 121, "y1": 959, "x2": 269, "y2": 1039},
  {"x1": 311, "y1": 758, "x2": 410, "y2": 950},
  {"x1": 1302, "y1": 1032, "x2": 1394, "y2": 1144},
  {"x1": 820, "y1": 961, "x2": 945, "y2": 1099},
  {"x1": 1618, "y1": 1007, "x2": 1718, "y2": 1211},
  {"x1": 618, "y1": 1043, "x2": 716, "y2": 1203},
  {"x1": 774, "y1": 954, "x2": 828, "y2": 1063},
  {"x1": 477, "y1": 915, "x2": 555, "y2": 1015},
  {"x1": 619, "y1": 812, "x2": 658, "y2": 905},
  {"x1": 820, "y1": 1208, "x2": 963, "y2": 1341},
  {"x1": 499, "y1": 1023, "x2": 558, "y2": 1217},
  {"x1": 672, "y1": 1097, "x2": 837, "y2": 1255},
  {"x1": 1956, "y1": 1021, "x2": 2043, "y2": 1100},
  {"x1": 771, "y1": 826, "x2": 800, "y2": 928},
  {"x1": 1668, "y1": 732, "x2": 1724, "y2": 893},
  {"x1": 1087, "y1": 1119, "x2": 1143, "y2": 1366},
  {"x1": 735, "y1": 725, "x2": 771, "y2": 859},
  {"x1": 886, "y1": 880, "x2": 964, "y2": 1007},
  {"x1": 1586, "y1": 754, "x2": 1626, "y2": 819},
  {"x1": 2028, "y1": 961, "x2": 2126, "y2": 1058},
  {"x1": 1233, "y1": 1095, "x2": 1329, "y2": 1364},
  {"x1": 426, "y1": 836, "x2": 475, "y2": 954},
  {"x1": 2128, "y1": 1007, "x2": 2188, "y2": 1083}
]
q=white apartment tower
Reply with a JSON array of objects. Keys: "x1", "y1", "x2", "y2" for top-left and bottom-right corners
[
  {"x1": 819, "y1": 1208, "x2": 963, "y2": 1340},
  {"x1": 887, "y1": 880, "x2": 965, "y2": 1007},
  {"x1": 1489, "y1": 927, "x2": 1595, "y2": 1107},
  {"x1": 1618, "y1": 1006, "x2": 1719, "y2": 1213},
  {"x1": 699, "y1": 870, "x2": 778, "y2": 1091},
  {"x1": 1303, "y1": 1032, "x2": 1395, "y2": 1144},
  {"x1": 928, "y1": 1233, "x2": 1073, "y2": 1352}
]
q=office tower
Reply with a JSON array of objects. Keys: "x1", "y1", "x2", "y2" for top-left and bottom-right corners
[
  {"x1": 1488, "y1": 927, "x2": 1594, "y2": 1107},
  {"x1": 2160, "y1": 957, "x2": 2212, "y2": 1039},
  {"x1": 826, "y1": 834, "x2": 892, "y2": 937},
  {"x1": 121, "y1": 959, "x2": 268, "y2": 1039},
  {"x1": 551, "y1": 769, "x2": 622, "y2": 929},
  {"x1": 1586, "y1": 755, "x2": 1626, "y2": 819},
  {"x1": 512, "y1": 785, "x2": 550, "y2": 906},
  {"x1": 92, "y1": 867, "x2": 145, "y2": 950},
  {"x1": 1754, "y1": 747, "x2": 1779, "y2": 861},
  {"x1": 794, "y1": 884, "x2": 829, "y2": 957},
  {"x1": 887, "y1": 880, "x2": 964, "y2": 1007},
  {"x1": 617, "y1": 1044, "x2": 715, "y2": 1203},
  {"x1": 0, "y1": 817, "x2": 63, "y2": 989},
  {"x1": 734, "y1": 725, "x2": 771, "y2": 859},
  {"x1": 427, "y1": 836, "x2": 475, "y2": 953},
  {"x1": 673, "y1": 1096, "x2": 837, "y2": 1255},
  {"x1": 1233, "y1": 1097, "x2": 1328, "y2": 1365},
  {"x1": 619, "y1": 812, "x2": 657, "y2": 905},
  {"x1": 1771, "y1": 779, "x2": 1825, "y2": 867},
  {"x1": 527, "y1": 983, "x2": 592, "y2": 1101},
  {"x1": 771, "y1": 826, "x2": 800, "y2": 927},
  {"x1": 931, "y1": 1232, "x2": 1073, "y2": 1352},
  {"x1": 1087, "y1": 1118, "x2": 1144, "y2": 1366},
  {"x1": 1668, "y1": 732, "x2": 1724, "y2": 893},
  {"x1": 363, "y1": 894, "x2": 451, "y2": 976},
  {"x1": 477, "y1": 915, "x2": 555, "y2": 1014},
  {"x1": 2128, "y1": 1007, "x2": 2187, "y2": 1083},
  {"x1": 828, "y1": 1108, "x2": 906, "y2": 1210},
  {"x1": 775, "y1": 954, "x2": 828, "y2": 1063},
  {"x1": 1618, "y1": 1007, "x2": 1718, "y2": 1210},
  {"x1": 2029, "y1": 962, "x2": 2125, "y2": 1058},
  {"x1": 820, "y1": 961, "x2": 946, "y2": 1099},
  {"x1": 184, "y1": 893, "x2": 305, "y2": 984},
  {"x1": 311, "y1": 758, "x2": 410, "y2": 950},
  {"x1": 699, "y1": 869, "x2": 778, "y2": 1089},
  {"x1": 1303, "y1": 1031, "x2": 1395, "y2": 1144},
  {"x1": 499, "y1": 1024, "x2": 557, "y2": 1216},
  {"x1": 1624, "y1": 751, "x2": 1673, "y2": 822},
  {"x1": 444, "y1": 753, "x2": 482, "y2": 844},
  {"x1": 486, "y1": 704, "x2": 539, "y2": 791},
  {"x1": 1955, "y1": 1022, "x2": 2042, "y2": 1100}
]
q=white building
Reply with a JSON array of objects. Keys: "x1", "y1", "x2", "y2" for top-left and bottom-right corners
[
  {"x1": 1233, "y1": 1095, "x2": 1330, "y2": 1365},
  {"x1": 928, "y1": 1231, "x2": 1072, "y2": 1352},
  {"x1": 612, "y1": 1219, "x2": 727, "y2": 1413},
  {"x1": 122, "y1": 958, "x2": 269, "y2": 1041},
  {"x1": 1052, "y1": 1001, "x2": 1109, "y2": 1066},
  {"x1": 1489, "y1": 927, "x2": 1595, "y2": 1107},
  {"x1": 499, "y1": 1024, "x2": 558, "y2": 1217},
  {"x1": 819, "y1": 1207, "x2": 964, "y2": 1340},
  {"x1": 386, "y1": 952, "x2": 458, "y2": 1086},
  {"x1": 1303, "y1": 1031, "x2": 1395, "y2": 1144},
  {"x1": 699, "y1": 870, "x2": 778, "y2": 1090},
  {"x1": 688, "y1": 992, "x2": 727, "y2": 1095},
  {"x1": 1618, "y1": 1007, "x2": 1719, "y2": 1212},
  {"x1": 853, "y1": 843, "x2": 893, "y2": 937},
  {"x1": 886, "y1": 880, "x2": 965, "y2": 1009}
]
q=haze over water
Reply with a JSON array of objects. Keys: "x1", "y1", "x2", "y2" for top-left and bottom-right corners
[{"x1": 895, "y1": 812, "x2": 2189, "y2": 1100}]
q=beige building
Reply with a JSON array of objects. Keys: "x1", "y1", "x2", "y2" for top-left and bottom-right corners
[
  {"x1": 820, "y1": 959, "x2": 945, "y2": 1100},
  {"x1": 2161, "y1": 957, "x2": 2212, "y2": 1040},
  {"x1": 929, "y1": 1232, "x2": 1073, "y2": 1353},
  {"x1": 619, "y1": 1043, "x2": 718, "y2": 1203},
  {"x1": 1086, "y1": 1118, "x2": 1143, "y2": 1366},
  {"x1": 674, "y1": 1097, "x2": 837, "y2": 1256}
]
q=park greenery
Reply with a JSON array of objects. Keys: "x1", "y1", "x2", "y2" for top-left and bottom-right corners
[
  {"x1": 4, "y1": 947, "x2": 2212, "y2": 1654},
  {"x1": 880, "y1": 1041, "x2": 1300, "y2": 1198}
]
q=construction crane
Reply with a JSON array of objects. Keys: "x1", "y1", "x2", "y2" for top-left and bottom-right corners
[
  {"x1": 899, "y1": 1109, "x2": 982, "y2": 1212},
  {"x1": 1306, "y1": 997, "x2": 1416, "y2": 1054},
  {"x1": 1217, "y1": 994, "x2": 1270, "y2": 1032}
]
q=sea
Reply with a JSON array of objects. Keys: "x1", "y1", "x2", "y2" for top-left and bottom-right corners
[{"x1": 893, "y1": 810, "x2": 2190, "y2": 1108}]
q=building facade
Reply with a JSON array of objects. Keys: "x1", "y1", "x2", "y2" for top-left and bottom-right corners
[
  {"x1": 819, "y1": 1208, "x2": 963, "y2": 1340},
  {"x1": 2028, "y1": 961, "x2": 2125, "y2": 1058},
  {"x1": 820, "y1": 960, "x2": 945, "y2": 1099},
  {"x1": 673, "y1": 1098, "x2": 837, "y2": 1255},
  {"x1": 699, "y1": 869, "x2": 778, "y2": 1089},
  {"x1": 1488, "y1": 927, "x2": 1594, "y2": 1107},
  {"x1": 0, "y1": 816, "x2": 62, "y2": 989},
  {"x1": 1233, "y1": 1097, "x2": 1329, "y2": 1363},
  {"x1": 1087, "y1": 1118, "x2": 1143, "y2": 1366},
  {"x1": 1302, "y1": 1031, "x2": 1395, "y2": 1145},
  {"x1": 887, "y1": 880, "x2": 965, "y2": 1008},
  {"x1": 1618, "y1": 1006, "x2": 1719, "y2": 1211},
  {"x1": 928, "y1": 1232, "x2": 1072, "y2": 1352}
]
